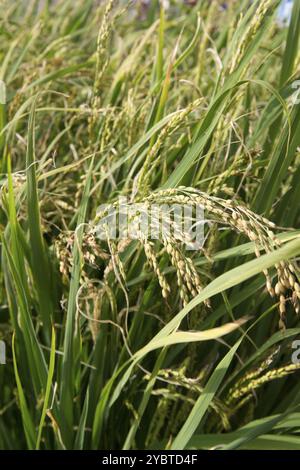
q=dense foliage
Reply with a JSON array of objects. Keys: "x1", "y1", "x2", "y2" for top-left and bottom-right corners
[{"x1": 0, "y1": 0, "x2": 300, "y2": 450}]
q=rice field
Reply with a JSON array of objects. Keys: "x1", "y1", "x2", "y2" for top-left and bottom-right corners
[{"x1": 0, "y1": 0, "x2": 300, "y2": 451}]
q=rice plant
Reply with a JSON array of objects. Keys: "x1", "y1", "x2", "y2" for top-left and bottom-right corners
[{"x1": 0, "y1": 0, "x2": 300, "y2": 450}]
